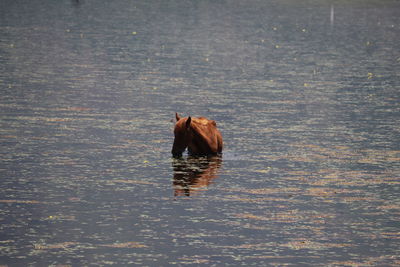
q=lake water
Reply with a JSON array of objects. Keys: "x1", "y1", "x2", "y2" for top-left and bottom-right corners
[{"x1": 1, "y1": 0, "x2": 399, "y2": 265}]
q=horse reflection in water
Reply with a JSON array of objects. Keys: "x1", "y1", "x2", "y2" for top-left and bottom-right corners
[{"x1": 172, "y1": 156, "x2": 222, "y2": 197}]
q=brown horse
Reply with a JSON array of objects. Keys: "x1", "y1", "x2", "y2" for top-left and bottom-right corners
[{"x1": 171, "y1": 113, "x2": 223, "y2": 157}]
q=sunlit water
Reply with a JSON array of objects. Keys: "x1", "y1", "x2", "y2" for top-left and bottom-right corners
[{"x1": 1, "y1": 0, "x2": 399, "y2": 265}]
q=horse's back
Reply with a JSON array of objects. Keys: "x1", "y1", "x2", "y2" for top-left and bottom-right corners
[
  {"x1": 199, "y1": 117, "x2": 223, "y2": 153},
  {"x1": 193, "y1": 117, "x2": 213, "y2": 126}
]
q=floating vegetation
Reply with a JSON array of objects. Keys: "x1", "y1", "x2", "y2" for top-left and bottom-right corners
[
  {"x1": 281, "y1": 239, "x2": 352, "y2": 250},
  {"x1": 34, "y1": 242, "x2": 77, "y2": 250},
  {"x1": 0, "y1": 200, "x2": 42, "y2": 204},
  {"x1": 100, "y1": 242, "x2": 147, "y2": 248}
]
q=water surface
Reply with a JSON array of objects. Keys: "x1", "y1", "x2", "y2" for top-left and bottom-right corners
[{"x1": 1, "y1": 0, "x2": 399, "y2": 265}]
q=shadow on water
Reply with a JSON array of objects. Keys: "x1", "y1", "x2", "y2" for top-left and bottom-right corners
[{"x1": 172, "y1": 156, "x2": 222, "y2": 197}]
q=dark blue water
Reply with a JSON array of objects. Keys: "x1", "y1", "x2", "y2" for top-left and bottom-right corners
[{"x1": 1, "y1": 0, "x2": 399, "y2": 265}]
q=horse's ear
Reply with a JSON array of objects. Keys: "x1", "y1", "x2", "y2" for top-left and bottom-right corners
[
  {"x1": 186, "y1": 116, "x2": 191, "y2": 129},
  {"x1": 175, "y1": 113, "x2": 181, "y2": 121}
]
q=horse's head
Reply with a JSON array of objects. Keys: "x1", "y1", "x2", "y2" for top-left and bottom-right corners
[{"x1": 171, "y1": 113, "x2": 192, "y2": 157}]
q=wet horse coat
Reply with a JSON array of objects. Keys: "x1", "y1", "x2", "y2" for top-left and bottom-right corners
[{"x1": 172, "y1": 113, "x2": 223, "y2": 157}]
